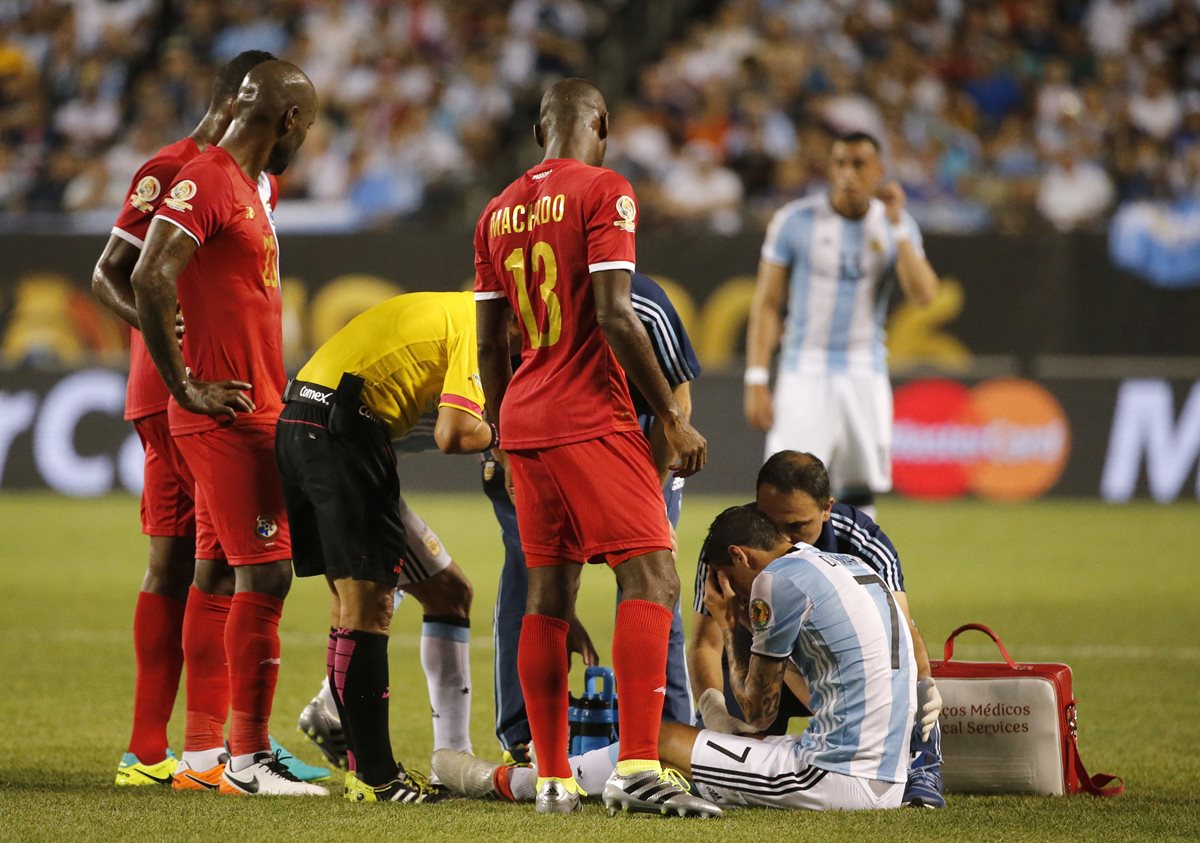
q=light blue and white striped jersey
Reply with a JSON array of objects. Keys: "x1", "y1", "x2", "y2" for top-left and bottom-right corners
[
  {"x1": 750, "y1": 545, "x2": 916, "y2": 782},
  {"x1": 761, "y1": 193, "x2": 924, "y2": 375}
]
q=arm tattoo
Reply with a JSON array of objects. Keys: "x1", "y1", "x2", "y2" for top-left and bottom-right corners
[{"x1": 723, "y1": 628, "x2": 786, "y2": 728}]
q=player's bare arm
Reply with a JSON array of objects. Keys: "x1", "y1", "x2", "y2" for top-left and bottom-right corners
[
  {"x1": 687, "y1": 611, "x2": 724, "y2": 701},
  {"x1": 476, "y1": 299, "x2": 514, "y2": 431},
  {"x1": 648, "y1": 380, "x2": 691, "y2": 484},
  {"x1": 92, "y1": 236, "x2": 143, "y2": 328},
  {"x1": 593, "y1": 269, "x2": 706, "y2": 476},
  {"x1": 705, "y1": 568, "x2": 786, "y2": 730},
  {"x1": 744, "y1": 259, "x2": 787, "y2": 431},
  {"x1": 433, "y1": 406, "x2": 493, "y2": 454},
  {"x1": 131, "y1": 221, "x2": 254, "y2": 421},
  {"x1": 879, "y1": 182, "x2": 939, "y2": 307}
]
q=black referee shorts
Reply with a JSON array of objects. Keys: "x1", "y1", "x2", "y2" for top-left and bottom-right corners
[{"x1": 275, "y1": 400, "x2": 408, "y2": 586}]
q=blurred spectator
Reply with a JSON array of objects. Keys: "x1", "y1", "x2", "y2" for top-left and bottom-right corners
[
  {"x1": 0, "y1": 0, "x2": 1198, "y2": 236},
  {"x1": 1037, "y1": 148, "x2": 1115, "y2": 231}
]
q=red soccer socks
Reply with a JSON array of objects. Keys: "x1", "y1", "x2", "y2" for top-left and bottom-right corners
[
  {"x1": 224, "y1": 591, "x2": 283, "y2": 759},
  {"x1": 517, "y1": 614, "x2": 571, "y2": 780},
  {"x1": 181, "y1": 585, "x2": 231, "y2": 752},
  {"x1": 612, "y1": 599, "x2": 673, "y2": 765},
  {"x1": 127, "y1": 591, "x2": 185, "y2": 762}
]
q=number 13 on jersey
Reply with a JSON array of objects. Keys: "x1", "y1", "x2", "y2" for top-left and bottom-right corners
[{"x1": 504, "y1": 241, "x2": 561, "y2": 348}]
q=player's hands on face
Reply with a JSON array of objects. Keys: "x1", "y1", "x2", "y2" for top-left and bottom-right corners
[
  {"x1": 179, "y1": 378, "x2": 255, "y2": 422},
  {"x1": 705, "y1": 569, "x2": 740, "y2": 631},
  {"x1": 877, "y1": 181, "x2": 906, "y2": 224},
  {"x1": 665, "y1": 416, "x2": 706, "y2": 477},
  {"x1": 744, "y1": 384, "x2": 773, "y2": 431},
  {"x1": 566, "y1": 614, "x2": 600, "y2": 671}
]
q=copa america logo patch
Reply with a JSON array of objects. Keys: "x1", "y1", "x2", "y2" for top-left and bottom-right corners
[
  {"x1": 750, "y1": 598, "x2": 772, "y2": 630},
  {"x1": 130, "y1": 175, "x2": 161, "y2": 212},
  {"x1": 164, "y1": 179, "x2": 197, "y2": 212},
  {"x1": 255, "y1": 514, "x2": 278, "y2": 540},
  {"x1": 613, "y1": 195, "x2": 636, "y2": 232}
]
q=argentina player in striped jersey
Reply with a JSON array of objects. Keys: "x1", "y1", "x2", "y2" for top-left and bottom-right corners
[
  {"x1": 690, "y1": 451, "x2": 945, "y2": 807},
  {"x1": 744, "y1": 131, "x2": 941, "y2": 519},
  {"x1": 685, "y1": 505, "x2": 916, "y2": 810}
]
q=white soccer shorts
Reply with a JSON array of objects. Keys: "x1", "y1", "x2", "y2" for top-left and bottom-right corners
[
  {"x1": 689, "y1": 730, "x2": 903, "y2": 811},
  {"x1": 766, "y1": 369, "x2": 893, "y2": 494},
  {"x1": 396, "y1": 494, "x2": 453, "y2": 587}
]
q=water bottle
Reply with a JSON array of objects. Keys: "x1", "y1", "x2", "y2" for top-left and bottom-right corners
[{"x1": 568, "y1": 666, "x2": 618, "y2": 755}]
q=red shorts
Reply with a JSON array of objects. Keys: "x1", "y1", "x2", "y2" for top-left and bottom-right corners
[
  {"x1": 174, "y1": 422, "x2": 291, "y2": 566},
  {"x1": 133, "y1": 413, "x2": 195, "y2": 538},
  {"x1": 508, "y1": 430, "x2": 671, "y2": 567}
]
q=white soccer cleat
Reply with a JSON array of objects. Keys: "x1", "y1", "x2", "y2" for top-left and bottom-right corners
[
  {"x1": 535, "y1": 779, "x2": 582, "y2": 814},
  {"x1": 218, "y1": 752, "x2": 329, "y2": 796},
  {"x1": 602, "y1": 768, "x2": 722, "y2": 818}
]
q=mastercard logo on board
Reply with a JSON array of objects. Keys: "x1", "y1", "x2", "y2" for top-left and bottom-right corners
[{"x1": 892, "y1": 378, "x2": 1071, "y2": 501}]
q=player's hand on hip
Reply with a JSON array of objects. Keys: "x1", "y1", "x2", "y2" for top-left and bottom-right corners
[
  {"x1": 877, "y1": 181, "x2": 906, "y2": 224},
  {"x1": 744, "y1": 384, "x2": 773, "y2": 431},
  {"x1": 179, "y1": 378, "x2": 255, "y2": 421},
  {"x1": 566, "y1": 614, "x2": 600, "y2": 671},
  {"x1": 665, "y1": 417, "x2": 706, "y2": 477},
  {"x1": 698, "y1": 688, "x2": 759, "y2": 736},
  {"x1": 916, "y1": 677, "x2": 942, "y2": 741}
]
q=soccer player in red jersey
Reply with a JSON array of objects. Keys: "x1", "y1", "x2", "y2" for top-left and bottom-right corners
[
  {"x1": 474, "y1": 78, "x2": 721, "y2": 818},
  {"x1": 130, "y1": 61, "x2": 323, "y2": 797},
  {"x1": 92, "y1": 50, "x2": 279, "y2": 788}
]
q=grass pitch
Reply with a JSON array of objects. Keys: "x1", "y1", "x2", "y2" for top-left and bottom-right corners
[{"x1": 1, "y1": 492, "x2": 1198, "y2": 842}]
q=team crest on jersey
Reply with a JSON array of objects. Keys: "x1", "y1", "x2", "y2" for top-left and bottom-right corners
[
  {"x1": 255, "y1": 514, "x2": 278, "y2": 540},
  {"x1": 130, "y1": 176, "x2": 161, "y2": 213},
  {"x1": 750, "y1": 598, "x2": 771, "y2": 630},
  {"x1": 483, "y1": 460, "x2": 496, "y2": 482},
  {"x1": 244, "y1": 205, "x2": 256, "y2": 220},
  {"x1": 424, "y1": 534, "x2": 443, "y2": 559},
  {"x1": 164, "y1": 180, "x2": 197, "y2": 212},
  {"x1": 870, "y1": 238, "x2": 884, "y2": 253},
  {"x1": 613, "y1": 195, "x2": 637, "y2": 232}
]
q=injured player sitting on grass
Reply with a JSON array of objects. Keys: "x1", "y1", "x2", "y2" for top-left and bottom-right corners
[{"x1": 433, "y1": 506, "x2": 917, "y2": 812}]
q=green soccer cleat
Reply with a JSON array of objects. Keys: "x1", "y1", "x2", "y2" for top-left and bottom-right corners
[
  {"x1": 269, "y1": 736, "x2": 331, "y2": 783},
  {"x1": 344, "y1": 768, "x2": 448, "y2": 804},
  {"x1": 114, "y1": 750, "x2": 178, "y2": 787}
]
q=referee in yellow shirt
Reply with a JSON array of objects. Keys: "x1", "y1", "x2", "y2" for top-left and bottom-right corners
[{"x1": 275, "y1": 291, "x2": 493, "y2": 804}]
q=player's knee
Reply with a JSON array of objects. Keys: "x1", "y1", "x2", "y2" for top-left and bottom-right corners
[
  {"x1": 143, "y1": 537, "x2": 195, "y2": 600},
  {"x1": 236, "y1": 559, "x2": 293, "y2": 599}
]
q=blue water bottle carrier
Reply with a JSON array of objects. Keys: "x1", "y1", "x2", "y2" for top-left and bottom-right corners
[{"x1": 568, "y1": 666, "x2": 619, "y2": 755}]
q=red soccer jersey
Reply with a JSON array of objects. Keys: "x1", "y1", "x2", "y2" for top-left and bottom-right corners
[
  {"x1": 111, "y1": 137, "x2": 201, "y2": 421},
  {"x1": 474, "y1": 158, "x2": 642, "y2": 449},
  {"x1": 153, "y1": 146, "x2": 285, "y2": 435}
]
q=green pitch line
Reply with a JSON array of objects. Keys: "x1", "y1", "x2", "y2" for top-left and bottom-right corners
[{"x1": 0, "y1": 492, "x2": 1197, "y2": 842}]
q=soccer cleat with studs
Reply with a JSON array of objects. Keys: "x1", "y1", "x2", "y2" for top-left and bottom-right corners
[
  {"x1": 218, "y1": 751, "x2": 329, "y2": 796},
  {"x1": 171, "y1": 754, "x2": 228, "y2": 792},
  {"x1": 535, "y1": 778, "x2": 583, "y2": 814},
  {"x1": 269, "y1": 736, "x2": 330, "y2": 782},
  {"x1": 602, "y1": 768, "x2": 723, "y2": 818},
  {"x1": 297, "y1": 694, "x2": 348, "y2": 769},
  {"x1": 114, "y1": 750, "x2": 177, "y2": 786},
  {"x1": 343, "y1": 768, "x2": 448, "y2": 804}
]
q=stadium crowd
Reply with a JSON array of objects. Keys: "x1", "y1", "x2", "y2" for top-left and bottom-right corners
[{"x1": 2, "y1": 0, "x2": 1199, "y2": 234}]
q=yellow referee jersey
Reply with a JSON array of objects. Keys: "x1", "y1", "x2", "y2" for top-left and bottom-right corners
[{"x1": 296, "y1": 291, "x2": 484, "y2": 440}]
